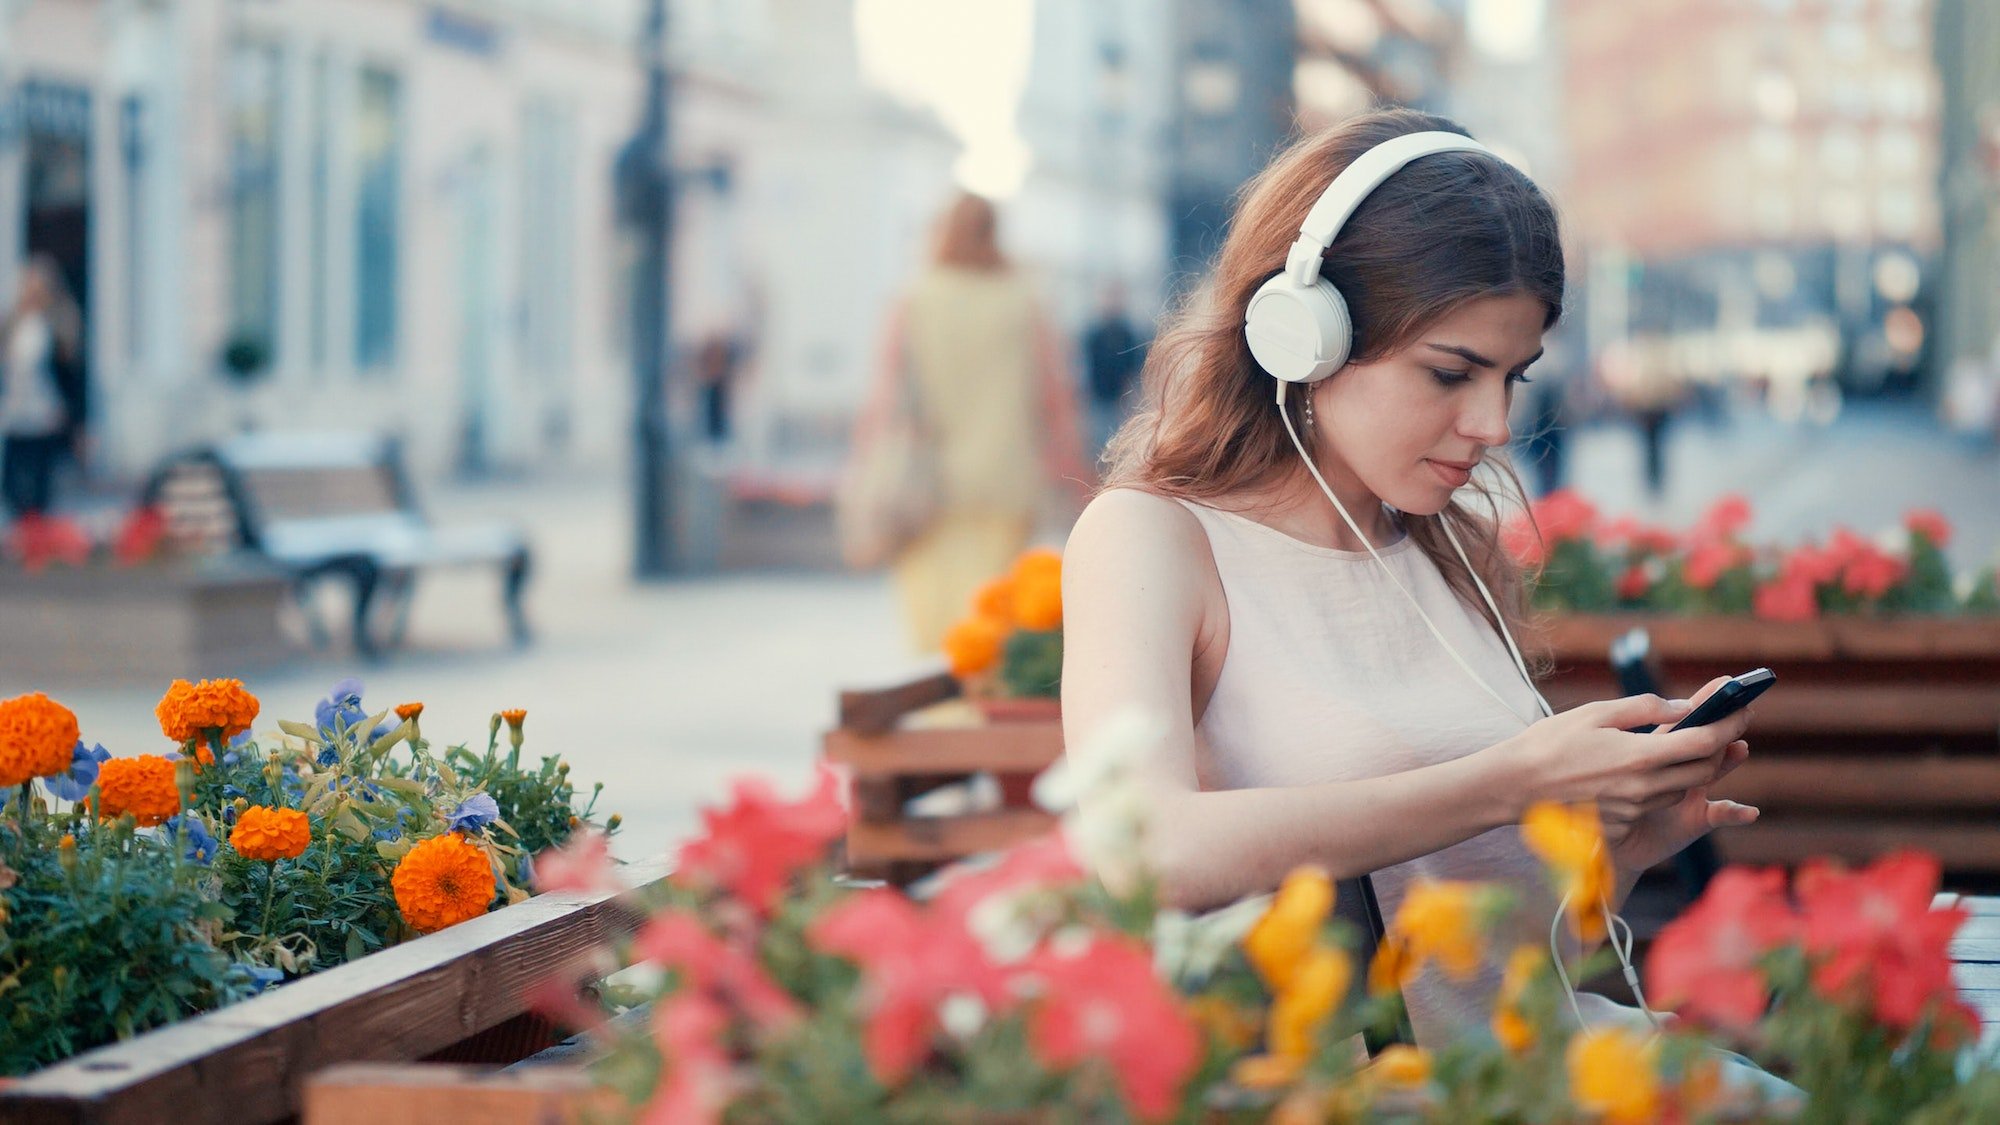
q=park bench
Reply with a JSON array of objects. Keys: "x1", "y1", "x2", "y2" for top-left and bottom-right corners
[{"x1": 144, "y1": 432, "x2": 532, "y2": 659}]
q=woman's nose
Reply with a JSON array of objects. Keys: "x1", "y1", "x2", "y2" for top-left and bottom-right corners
[{"x1": 1461, "y1": 387, "x2": 1512, "y2": 446}]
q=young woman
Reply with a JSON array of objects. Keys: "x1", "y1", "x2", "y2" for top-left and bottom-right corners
[{"x1": 1060, "y1": 109, "x2": 1759, "y2": 1048}]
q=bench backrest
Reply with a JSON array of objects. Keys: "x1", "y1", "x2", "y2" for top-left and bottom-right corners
[{"x1": 146, "y1": 433, "x2": 419, "y2": 556}]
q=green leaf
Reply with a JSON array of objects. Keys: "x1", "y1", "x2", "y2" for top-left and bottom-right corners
[
  {"x1": 344, "y1": 929, "x2": 366, "y2": 963},
  {"x1": 277, "y1": 720, "x2": 324, "y2": 744},
  {"x1": 333, "y1": 809, "x2": 370, "y2": 842}
]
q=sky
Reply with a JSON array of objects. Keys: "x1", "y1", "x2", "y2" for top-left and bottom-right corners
[{"x1": 852, "y1": 0, "x2": 1037, "y2": 197}]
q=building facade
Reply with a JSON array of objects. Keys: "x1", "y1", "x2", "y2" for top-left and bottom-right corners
[{"x1": 1558, "y1": 0, "x2": 1941, "y2": 396}]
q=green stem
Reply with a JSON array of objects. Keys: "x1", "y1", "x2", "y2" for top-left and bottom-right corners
[{"x1": 260, "y1": 860, "x2": 279, "y2": 939}]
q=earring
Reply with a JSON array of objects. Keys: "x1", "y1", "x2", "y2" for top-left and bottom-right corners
[{"x1": 1302, "y1": 389, "x2": 1316, "y2": 428}]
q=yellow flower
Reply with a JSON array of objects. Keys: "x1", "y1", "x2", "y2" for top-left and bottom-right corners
[
  {"x1": 95, "y1": 755, "x2": 181, "y2": 827},
  {"x1": 1184, "y1": 994, "x2": 1261, "y2": 1053},
  {"x1": 230, "y1": 806, "x2": 310, "y2": 861},
  {"x1": 0, "y1": 691, "x2": 81, "y2": 787},
  {"x1": 1523, "y1": 801, "x2": 1613, "y2": 941},
  {"x1": 1268, "y1": 945, "x2": 1351, "y2": 1060},
  {"x1": 392, "y1": 832, "x2": 496, "y2": 933},
  {"x1": 1492, "y1": 945, "x2": 1544, "y2": 1054},
  {"x1": 1245, "y1": 865, "x2": 1334, "y2": 991},
  {"x1": 1566, "y1": 1027, "x2": 1660, "y2": 1124},
  {"x1": 1390, "y1": 880, "x2": 1486, "y2": 982},
  {"x1": 1369, "y1": 1044, "x2": 1433, "y2": 1088},
  {"x1": 1369, "y1": 932, "x2": 1416, "y2": 995}
]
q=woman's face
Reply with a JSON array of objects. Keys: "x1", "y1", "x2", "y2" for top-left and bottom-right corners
[{"x1": 1310, "y1": 292, "x2": 1545, "y2": 516}]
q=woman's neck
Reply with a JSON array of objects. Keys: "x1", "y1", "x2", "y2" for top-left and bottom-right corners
[{"x1": 1240, "y1": 468, "x2": 1402, "y2": 552}]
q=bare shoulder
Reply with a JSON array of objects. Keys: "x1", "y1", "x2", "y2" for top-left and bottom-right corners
[{"x1": 1067, "y1": 488, "x2": 1209, "y2": 569}]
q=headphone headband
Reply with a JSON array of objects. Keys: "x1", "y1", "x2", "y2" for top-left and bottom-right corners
[{"x1": 1282, "y1": 131, "x2": 1496, "y2": 286}]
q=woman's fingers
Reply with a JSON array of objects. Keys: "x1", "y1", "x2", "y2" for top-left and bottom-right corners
[{"x1": 1706, "y1": 799, "x2": 1759, "y2": 827}]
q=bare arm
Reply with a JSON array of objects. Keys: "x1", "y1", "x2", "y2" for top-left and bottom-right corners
[
  {"x1": 1060, "y1": 489, "x2": 1752, "y2": 912},
  {"x1": 847, "y1": 298, "x2": 910, "y2": 465}
]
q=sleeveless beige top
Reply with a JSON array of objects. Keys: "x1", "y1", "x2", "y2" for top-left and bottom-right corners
[
  {"x1": 902, "y1": 267, "x2": 1043, "y2": 516},
  {"x1": 1175, "y1": 498, "x2": 1638, "y2": 1046}
]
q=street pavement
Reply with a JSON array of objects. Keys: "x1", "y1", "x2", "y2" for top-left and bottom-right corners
[{"x1": 25, "y1": 397, "x2": 1999, "y2": 865}]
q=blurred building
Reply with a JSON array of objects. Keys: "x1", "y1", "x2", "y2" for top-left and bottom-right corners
[
  {"x1": 1293, "y1": 0, "x2": 1460, "y2": 128},
  {"x1": 1932, "y1": 0, "x2": 2000, "y2": 394},
  {"x1": 1558, "y1": 0, "x2": 1942, "y2": 400},
  {"x1": 0, "y1": 0, "x2": 659, "y2": 481},
  {"x1": 1165, "y1": 0, "x2": 1296, "y2": 279}
]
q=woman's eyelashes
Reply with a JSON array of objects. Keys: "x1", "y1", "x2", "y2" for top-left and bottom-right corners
[{"x1": 1428, "y1": 367, "x2": 1533, "y2": 387}]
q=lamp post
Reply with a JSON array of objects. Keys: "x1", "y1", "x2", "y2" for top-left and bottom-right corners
[{"x1": 619, "y1": 0, "x2": 676, "y2": 578}]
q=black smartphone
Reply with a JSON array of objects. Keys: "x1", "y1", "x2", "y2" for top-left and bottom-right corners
[{"x1": 1664, "y1": 668, "x2": 1777, "y2": 733}]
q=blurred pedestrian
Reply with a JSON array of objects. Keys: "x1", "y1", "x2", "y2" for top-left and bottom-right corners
[
  {"x1": 1515, "y1": 341, "x2": 1573, "y2": 497},
  {"x1": 693, "y1": 332, "x2": 741, "y2": 444},
  {"x1": 1081, "y1": 282, "x2": 1148, "y2": 455},
  {"x1": 1612, "y1": 347, "x2": 1682, "y2": 500},
  {"x1": 1, "y1": 256, "x2": 86, "y2": 518},
  {"x1": 848, "y1": 192, "x2": 1092, "y2": 653}
]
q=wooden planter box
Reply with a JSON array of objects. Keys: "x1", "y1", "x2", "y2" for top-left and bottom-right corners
[
  {"x1": 1536, "y1": 614, "x2": 2000, "y2": 873},
  {"x1": 826, "y1": 614, "x2": 2000, "y2": 882},
  {"x1": 0, "y1": 557, "x2": 296, "y2": 684},
  {"x1": 0, "y1": 861, "x2": 669, "y2": 1125},
  {"x1": 822, "y1": 674, "x2": 1061, "y2": 886}
]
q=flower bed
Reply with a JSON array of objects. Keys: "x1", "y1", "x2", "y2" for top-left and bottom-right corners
[
  {"x1": 0, "y1": 680, "x2": 618, "y2": 1079},
  {"x1": 520, "y1": 725, "x2": 2000, "y2": 1122}
]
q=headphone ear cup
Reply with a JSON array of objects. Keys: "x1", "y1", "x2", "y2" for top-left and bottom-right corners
[{"x1": 1244, "y1": 274, "x2": 1353, "y2": 383}]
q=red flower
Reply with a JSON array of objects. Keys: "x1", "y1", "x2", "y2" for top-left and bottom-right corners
[
  {"x1": 676, "y1": 765, "x2": 847, "y2": 914},
  {"x1": 6, "y1": 514, "x2": 91, "y2": 572},
  {"x1": 1796, "y1": 852, "x2": 1969, "y2": 1035},
  {"x1": 637, "y1": 992, "x2": 734, "y2": 1125},
  {"x1": 112, "y1": 506, "x2": 168, "y2": 566},
  {"x1": 1616, "y1": 564, "x2": 1652, "y2": 601},
  {"x1": 1905, "y1": 509, "x2": 1953, "y2": 549},
  {"x1": 1825, "y1": 527, "x2": 1872, "y2": 570},
  {"x1": 930, "y1": 832, "x2": 1086, "y2": 930},
  {"x1": 1752, "y1": 574, "x2": 1818, "y2": 622},
  {"x1": 531, "y1": 829, "x2": 618, "y2": 895},
  {"x1": 1025, "y1": 934, "x2": 1201, "y2": 1121},
  {"x1": 1779, "y1": 544, "x2": 1842, "y2": 587},
  {"x1": 1644, "y1": 867, "x2": 1798, "y2": 1032},
  {"x1": 1501, "y1": 515, "x2": 1544, "y2": 568},
  {"x1": 1691, "y1": 494, "x2": 1753, "y2": 542},
  {"x1": 1530, "y1": 488, "x2": 1598, "y2": 542},
  {"x1": 633, "y1": 911, "x2": 801, "y2": 1030},
  {"x1": 808, "y1": 888, "x2": 1010, "y2": 1084},
  {"x1": 1840, "y1": 547, "x2": 1907, "y2": 600},
  {"x1": 1682, "y1": 541, "x2": 1743, "y2": 591}
]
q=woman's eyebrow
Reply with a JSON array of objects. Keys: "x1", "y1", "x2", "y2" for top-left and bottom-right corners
[{"x1": 1423, "y1": 342, "x2": 1545, "y2": 369}]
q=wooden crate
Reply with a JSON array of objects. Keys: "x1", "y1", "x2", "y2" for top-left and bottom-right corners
[
  {"x1": 825, "y1": 614, "x2": 2000, "y2": 882},
  {"x1": 822, "y1": 674, "x2": 1061, "y2": 885},
  {"x1": 0, "y1": 861, "x2": 669, "y2": 1125},
  {"x1": 1536, "y1": 615, "x2": 2000, "y2": 873}
]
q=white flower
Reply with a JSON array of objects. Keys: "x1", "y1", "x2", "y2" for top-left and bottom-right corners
[
  {"x1": 1153, "y1": 895, "x2": 1271, "y2": 986},
  {"x1": 1032, "y1": 709, "x2": 1166, "y2": 894},
  {"x1": 938, "y1": 992, "x2": 989, "y2": 1040}
]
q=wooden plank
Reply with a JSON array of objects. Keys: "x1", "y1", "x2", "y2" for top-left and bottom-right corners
[
  {"x1": 0, "y1": 861, "x2": 670, "y2": 1125},
  {"x1": 1716, "y1": 822, "x2": 2000, "y2": 872},
  {"x1": 837, "y1": 673, "x2": 961, "y2": 735},
  {"x1": 847, "y1": 809, "x2": 1057, "y2": 864},
  {"x1": 302, "y1": 1064, "x2": 618, "y2": 1125},
  {"x1": 1953, "y1": 937, "x2": 2000, "y2": 965},
  {"x1": 1716, "y1": 758, "x2": 2000, "y2": 809},
  {"x1": 1955, "y1": 962, "x2": 2000, "y2": 992},
  {"x1": 823, "y1": 726, "x2": 1064, "y2": 776},
  {"x1": 1537, "y1": 614, "x2": 2000, "y2": 663}
]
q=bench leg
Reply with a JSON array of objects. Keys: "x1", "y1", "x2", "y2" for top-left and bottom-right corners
[
  {"x1": 504, "y1": 548, "x2": 532, "y2": 646},
  {"x1": 293, "y1": 577, "x2": 333, "y2": 650},
  {"x1": 345, "y1": 559, "x2": 384, "y2": 662},
  {"x1": 381, "y1": 570, "x2": 418, "y2": 651}
]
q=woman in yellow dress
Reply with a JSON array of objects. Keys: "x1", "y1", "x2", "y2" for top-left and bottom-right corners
[{"x1": 852, "y1": 193, "x2": 1093, "y2": 652}]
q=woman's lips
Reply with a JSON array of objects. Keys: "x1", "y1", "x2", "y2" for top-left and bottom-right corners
[{"x1": 1427, "y1": 459, "x2": 1473, "y2": 488}]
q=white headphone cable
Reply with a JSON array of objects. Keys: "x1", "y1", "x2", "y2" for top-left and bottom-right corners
[{"x1": 1278, "y1": 380, "x2": 1660, "y2": 1033}]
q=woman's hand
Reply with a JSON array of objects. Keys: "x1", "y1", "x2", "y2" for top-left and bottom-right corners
[
  {"x1": 1607, "y1": 676, "x2": 1759, "y2": 875},
  {"x1": 1488, "y1": 690, "x2": 1753, "y2": 848}
]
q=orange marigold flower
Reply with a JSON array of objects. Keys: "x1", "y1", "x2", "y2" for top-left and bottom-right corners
[
  {"x1": 95, "y1": 755, "x2": 181, "y2": 827},
  {"x1": 499, "y1": 708, "x2": 526, "y2": 727},
  {"x1": 1011, "y1": 572, "x2": 1063, "y2": 631},
  {"x1": 942, "y1": 615, "x2": 1009, "y2": 678},
  {"x1": 155, "y1": 678, "x2": 260, "y2": 744},
  {"x1": 230, "y1": 806, "x2": 311, "y2": 861},
  {"x1": 0, "y1": 691, "x2": 81, "y2": 788},
  {"x1": 395, "y1": 702, "x2": 425, "y2": 720},
  {"x1": 1010, "y1": 547, "x2": 1062, "y2": 584},
  {"x1": 393, "y1": 832, "x2": 497, "y2": 934},
  {"x1": 972, "y1": 576, "x2": 1015, "y2": 619}
]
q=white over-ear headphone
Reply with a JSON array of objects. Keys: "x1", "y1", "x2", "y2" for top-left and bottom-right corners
[
  {"x1": 1244, "y1": 131, "x2": 1494, "y2": 384},
  {"x1": 1245, "y1": 131, "x2": 1659, "y2": 1033}
]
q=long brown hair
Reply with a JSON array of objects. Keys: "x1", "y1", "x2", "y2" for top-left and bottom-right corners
[
  {"x1": 930, "y1": 192, "x2": 1008, "y2": 271},
  {"x1": 1103, "y1": 108, "x2": 1563, "y2": 650}
]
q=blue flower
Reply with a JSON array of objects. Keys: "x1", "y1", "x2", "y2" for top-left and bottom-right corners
[
  {"x1": 221, "y1": 750, "x2": 241, "y2": 766},
  {"x1": 448, "y1": 793, "x2": 500, "y2": 834},
  {"x1": 48, "y1": 741, "x2": 111, "y2": 802},
  {"x1": 372, "y1": 824, "x2": 402, "y2": 842},
  {"x1": 518, "y1": 853, "x2": 536, "y2": 889},
  {"x1": 232, "y1": 963, "x2": 285, "y2": 994},
  {"x1": 315, "y1": 677, "x2": 368, "y2": 736},
  {"x1": 316, "y1": 746, "x2": 342, "y2": 767},
  {"x1": 164, "y1": 815, "x2": 219, "y2": 865}
]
